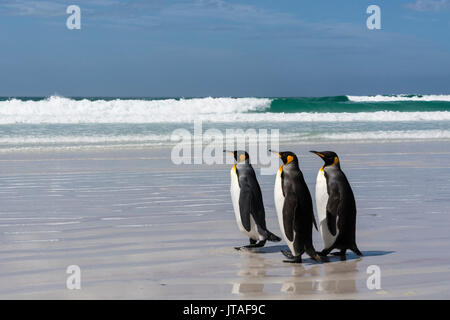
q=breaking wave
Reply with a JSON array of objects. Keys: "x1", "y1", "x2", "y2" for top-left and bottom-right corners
[{"x1": 1, "y1": 95, "x2": 450, "y2": 124}]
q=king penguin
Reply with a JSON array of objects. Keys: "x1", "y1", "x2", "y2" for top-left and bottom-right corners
[
  {"x1": 226, "y1": 150, "x2": 281, "y2": 250},
  {"x1": 310, "y1": 151, "x2": 362, "y2": 257},
  {"x1": 271, "y1": 150, "x2": 321, "y2": 263}
]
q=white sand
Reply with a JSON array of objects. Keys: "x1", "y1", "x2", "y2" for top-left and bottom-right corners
[{"x1": 0, "y1": 141, "x2": 450, "y2": 299}]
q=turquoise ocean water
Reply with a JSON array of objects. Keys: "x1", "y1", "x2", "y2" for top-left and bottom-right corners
[{"x1": 0, "y1": 95, "x2": 449, "y2": 151}]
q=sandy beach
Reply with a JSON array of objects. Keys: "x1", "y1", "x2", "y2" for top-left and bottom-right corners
[{"x1": 0, "y1": 141, "x2": 449, "y2": 299}]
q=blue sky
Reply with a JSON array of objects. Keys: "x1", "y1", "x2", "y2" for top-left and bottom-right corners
[{"x1": 0, "y1": 0, "x2": 449, "y2": 97}]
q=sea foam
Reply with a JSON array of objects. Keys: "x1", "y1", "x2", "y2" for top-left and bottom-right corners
[
  {"x1": 320, "y1": 130, "x2": 450, "y2": 141},
  {"x1": 0, "y1": 96, "x2": 271, "y2": 124},
  {"x1": 347, "y1": 94, "x2": 450, "y2": 102},
  {"x1": 1, "y1": 96, "x2": 450, "y2": 124}
]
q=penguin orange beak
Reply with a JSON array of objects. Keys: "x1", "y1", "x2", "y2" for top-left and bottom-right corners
[
  {"x1": 310, "y1": 151, "x2": 325, "y2": 158},
  {"x1": 269, "y1": 149, "x2": 281, "y2": 158}
]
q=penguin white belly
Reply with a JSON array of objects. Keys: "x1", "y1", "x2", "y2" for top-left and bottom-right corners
[
  {"x1": 315, "y1": 169, "x2": 338, "y2": 249},
  {"x1": 274, "y1": 168, "x2": 297, "y2": 255},
  {"x1": 230, "y1": 167, "x2": 263, "y2": 240}
]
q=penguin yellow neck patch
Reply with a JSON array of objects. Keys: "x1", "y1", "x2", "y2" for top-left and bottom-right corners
[
  {"x1": 286, "y1": 155, "x2": 294, "y2": 164},
  {"x1": 332, "y1": 156, "x2": 339, "y2": 166},
  {"x1": 325, "y1": 157, "x2": 339, "y2": 168}
]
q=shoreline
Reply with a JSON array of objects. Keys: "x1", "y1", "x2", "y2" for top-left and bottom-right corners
[{"x1": 2, "y1": 137, "x2": 450, "y2": 155}]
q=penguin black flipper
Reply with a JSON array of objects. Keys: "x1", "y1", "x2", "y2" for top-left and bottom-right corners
[
  {"x1": 312, "y1": 210, "x2": 318, "y2": 231},
  {"x1": 282, "y1": 192, "x2": 297, "y2": 242},
  {"x1": 326, "y1": 183, "x2": 341, "y2": 236},
  {"x1": 245, "y1": 172, "x2": 268, "y2": 230},
  {"x1": 292, "y1": 172, "x2": 318, "y2": 232},
  {"x1": 238, "y1": 187, "x2": 253, "y2": 232},
  {"x1": 237, "y1": 169, "x2": 268, "y2": 232}
]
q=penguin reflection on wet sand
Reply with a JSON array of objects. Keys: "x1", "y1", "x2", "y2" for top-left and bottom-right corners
[
  {"x1": 272, "y1": 150, "x2": 321, "y2": 263},
  {"x1": 226, "y1": 150, "x2": 281, "y2": 250},
  {"x1": 310, "y1": 151, "x2": 362, "y2": 257}
]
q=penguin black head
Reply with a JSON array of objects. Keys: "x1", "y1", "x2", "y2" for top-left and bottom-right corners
[
  {"x1": 310, "y1": 150, "x2": 340, "y2": 167},
  {"x1": 270, "y1": 150, "x2": 298, "y2": 166},
  {"x1": 224, "y1": 150, "x2": 250, "y2": 163}
]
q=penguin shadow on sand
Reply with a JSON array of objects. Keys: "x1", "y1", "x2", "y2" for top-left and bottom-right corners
[
  {"x1": 238, "y1": 245, "x2": 393, "y2": 261},
  {"x1": 238, "y1": 244, "x2": 322, "y2": 263},
  {"x1": 248, "y1": 244, "x2": 289, "y2": 254},
  {"x1": 232, "y1": 253, "x2": 268, "y2": 295},
  {"x1": 321, "y1": 249, "x2": 394, "y2": 262}
]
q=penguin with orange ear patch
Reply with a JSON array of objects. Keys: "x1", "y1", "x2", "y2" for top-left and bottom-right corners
[
  {"x1": 226, "y1": 150, "x2": 281, "y2": 250},
  {"x1": 271, "y1": 150, "x2": 321, "y2": 263},
  {"x1": 310, "y1": 151, "x2": 362, "y2": 258}
]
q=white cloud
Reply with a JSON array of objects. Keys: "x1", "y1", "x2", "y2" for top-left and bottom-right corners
[
  {"x1": 1, "y1": 0, "x2": 66, "y2": 16},
  {"x1": 0, "y1": 0, "x2": 121, "y2": 16},
  {"x1": 406, "y1": 0, "x2": 450, "y2": 11}
]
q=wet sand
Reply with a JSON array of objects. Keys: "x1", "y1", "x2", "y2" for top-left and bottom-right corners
[{"x1": 0, "y1": 141, "x2": 450, "y2": 299}]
